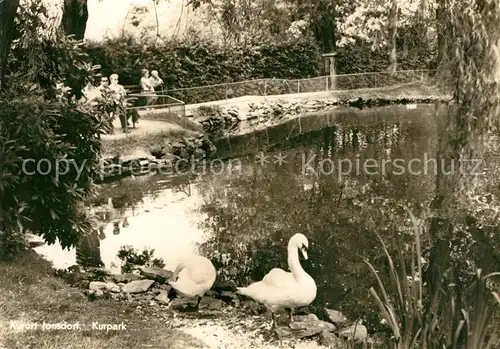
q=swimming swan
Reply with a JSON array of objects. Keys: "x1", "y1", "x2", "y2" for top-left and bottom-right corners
[
  {"x1": 236, "y1": 233, "x2": 317, "y2": 329},
  {"x1": 168, "y1": 254, "x2": 217, "y2": 310}
]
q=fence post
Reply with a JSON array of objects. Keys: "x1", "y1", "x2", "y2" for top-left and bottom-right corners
[
  {"x1": 297, "y1": 81, "x2": 300, "y2": 93},
  {"x1": 225, "y1": 83, "x2": 228, "y2": 103},
  {"x1": 329, "y1": 55, "x2": 337, "y2": 90},
  {"x1": 322, "y1": 52, "x2": 337, "y2": 91},
  {"x1": 298, "y1": 113, "x2": 302, "y2": 134},
  {"x1": 264, "y1": 81, "x2": 267, "y2": 96}
]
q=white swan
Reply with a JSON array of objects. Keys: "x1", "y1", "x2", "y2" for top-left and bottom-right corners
[
  {"x1": 236, "y1": 233, "x2": 317, "y2": 329},
  {"x1": 167, "y1": 254, "x2": 217, "y2": 310}
]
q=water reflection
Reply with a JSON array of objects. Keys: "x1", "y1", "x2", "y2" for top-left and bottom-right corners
[
  {"x1": 35, "y1": 176, "x2": 207, "y2": 272},
  {"x1": 195, "y1": 104, "x2": 441, "y2": 325},
  {"x1": 36, "y1": 104, "x2": 442, "y2": 305}
]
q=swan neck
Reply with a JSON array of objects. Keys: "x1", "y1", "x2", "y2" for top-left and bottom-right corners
[{"x1": 287, "y1": 242, "x2": 305, "y2": 279}]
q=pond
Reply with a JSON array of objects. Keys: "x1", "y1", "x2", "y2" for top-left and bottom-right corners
[{"x1": 35, "y1": 103, "x2": 445, "y2": 326}]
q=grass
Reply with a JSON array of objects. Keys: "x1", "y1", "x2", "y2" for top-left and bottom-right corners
[
  {"x1": 0, "y1": 251, "x2": 206, "y2": 349},
  {"x1": 101, "y1": 129, "x2": 201, "y2": 157}
]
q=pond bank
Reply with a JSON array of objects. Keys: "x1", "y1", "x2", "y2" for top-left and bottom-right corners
[
  {"x1": 53, "y1": 263, "x2": 382, "y2": 349},
  {"x1": 100, "y1": 82, "x2": 449, "y2": 183},
  {"x1": 190, "y1": 82, "x2": 449, "y2": 137},
  {"x1": 0, "y1": 252, "x2": 205, "y2": 349}
]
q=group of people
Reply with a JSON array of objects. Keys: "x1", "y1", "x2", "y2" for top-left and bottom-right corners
[{"x1": 82, "y1": 69, "x2": 165, "y2": 134}]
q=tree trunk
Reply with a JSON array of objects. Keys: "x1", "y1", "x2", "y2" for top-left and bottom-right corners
[
  {"x1": 416, "y1": 0, "x2": 429, "y2": 50},
  {"x1": 60, "y1": 0, "x2": 89, "y2": 40},
  {"x1": 387, "y1": 0, "x2": 398, "y2": 75},
  {"x1": 0, "y1": 0, "x2": 20, "y2": 89},
  {"x1": 435, "y1": 0, "x2": 448, "y2": 70}
]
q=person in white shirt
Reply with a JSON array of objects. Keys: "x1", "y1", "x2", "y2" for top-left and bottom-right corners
[
  {"x1": 149, "y1": 70, "x2": 164, "y2": 91},
  {"x1": 109, "y1": 73, "x2": 129, "y2": 133},
  {"x1": 140, "y1": 69, "x2": 157, "y2": 107}
]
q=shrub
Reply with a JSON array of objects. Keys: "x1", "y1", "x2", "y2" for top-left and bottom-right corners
[
  {"x1": 83, "y1": 37, "x2": 322, "y2": 86},
  {"x1": 0, "y1": 0, "x2": 114, "y2": 257},
  {"x1": 117, "y1": 246, "x2": 165, "y2": 274}
]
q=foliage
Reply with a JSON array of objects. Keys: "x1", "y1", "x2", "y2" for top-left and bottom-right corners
[
  {"x1": 82, "y1": 35, "x2": 434, "y2": 105},
  {"x1": 199, "y1": 0, "x2": 296, "y2": 46},
  {"x1": 336, "y1": 0, "x2": 436, "y2": 49},
  {"x1": 367, "y1": 209, "x2": 500, "y2": 349},
  {"x1": 0, "y1": 0, "x2": 113, "y2": 256},
  {"x1": 186, "y1": 0, "x2": 437, "y2": 72},
  {"x1": 335, "y1": 41, "x2": 436, "y2": 74},
  {"x1": 0, "y1": 229, "x2": 30, "y2": 261},
  {"x1": 82, "y1": 35, "x2": 322, "y2": 86},
  {"x1": 117, "y1": 245, "x2": 165, "y2": 274}
]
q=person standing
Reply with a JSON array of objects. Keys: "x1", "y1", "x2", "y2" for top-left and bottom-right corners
[
  {"x1": 140, "y1": 69, "x2": 156, "y2": 107},
  {"x1": 109, "y1": 73, "x2": 129, "y2": 133}
]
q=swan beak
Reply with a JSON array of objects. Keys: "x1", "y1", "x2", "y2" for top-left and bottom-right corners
[{"x1": 301, "y1": 247, "x2": 308, "y2": 260}]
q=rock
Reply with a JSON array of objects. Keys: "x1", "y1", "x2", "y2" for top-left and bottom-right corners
[
  {"x1": 86, "y1": 288, "x2": 104, "y2": 301},
  {"x1": 75, "y1": 280, "x2": 90, "y2": 289},
  {"x1": 240, "y1": 300, "x2": 265, "y2": 315},
  {"x1": 154, "y1": 291, "x2": 171, "y2": 305},
  {"x1": 324, "y1": 308, "x2": 349, "y2": 326},
  {"x1": 122, "y1": 279, "x2": 155, "y2": 293},
  {"x1": 319, "y1": 331, "x2": 342, "y2": 348},
  {"x1": 139, "y1": 266, "x2": 173, "y2": 284},
  {"x1": 110, "y1": 273, "x2": 144, "y2": 284},
  {"x1": 61, "y1": 271, "x2": 92, "y2": 286},
  {"x1": 89, "y1": 281, "x2": 120, "y2": 293},
  {"x1": 156, "y1": 284, "x2": 173, "y2": 292},
  {"x1": 288, "y1": 314, "x2": 336, "y2": 338},
  {"x1": 337, "y1": 321, "x2": 368, "y2": 341},
  {"x1": 217, "y1": 291, "x2": 238, "y2": 303},
  {"x1": 170, "y1": 297, "x2": 203, "y2": 311},
  {"x1": 203, "y1": 297, "x2": 225, "y2": 310},
  {"x1": 227, "y1": 109, "x2": 239, "y2": 118}
]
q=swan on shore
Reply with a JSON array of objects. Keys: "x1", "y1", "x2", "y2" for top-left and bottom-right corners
[
  {"x1": 236, "y1": 233, "x2": 317, "y2": 331},
  {"x1": 167, "y1": 253, "x2": 217, "y2": 310}
]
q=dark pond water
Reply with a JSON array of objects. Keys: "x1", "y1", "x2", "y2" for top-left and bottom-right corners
[{"x1": 36, "y1": 103, "x2": 446, "y2": 325}]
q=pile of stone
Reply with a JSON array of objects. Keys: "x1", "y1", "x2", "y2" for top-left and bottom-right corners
[
  {"x1": 58, "y1": 264, "x2": 383, "y2": 346},
  {"x1": 99, "y1": 134, "x2": 217, "y2": 183},
  {"x1": 195, "y1": 99, "x2": 340, "y2": 139},
  {"x1": 193, "y1": 106, "x2": 240, "y2": 135},
  {"x1": 150, "y1": 134, "x2": 217, "y2": 161}
]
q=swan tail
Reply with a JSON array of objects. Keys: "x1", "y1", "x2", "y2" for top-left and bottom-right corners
[
  {"x1": 236, "y1": 286, "x2": 251, "y2": 297},
  {"x1": 236, "y1": 284, "x2": 263, "y2": 301}
]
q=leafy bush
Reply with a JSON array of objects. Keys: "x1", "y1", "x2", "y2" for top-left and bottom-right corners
[
  {"x1": 0, "y1": 230, "x2": 30, "y2": 262},
  {"x1": 335, "y1": 38, "x2": 437, "y2": 75},
  {"x1": 117, "y1": 246, "x2": 165, "y2": 274},
  {"x1": 81, "y1": 36, "x2": 322, "y2": 104},
  {"x1": 83, "y1": 37, "x2": 322, "y2": 88},
  {"x1": 0, "y1": 0, "x2": 114, "y2": 257}
]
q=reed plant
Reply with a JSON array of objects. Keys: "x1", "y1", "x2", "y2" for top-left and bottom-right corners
[{"x1": 365, "y1": 209, "x2": 500, "y2": 349}]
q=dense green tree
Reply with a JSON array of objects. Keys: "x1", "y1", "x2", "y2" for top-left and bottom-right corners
[{"x1": 0, "y1": 0, "x2": 113, "y2": 260}]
